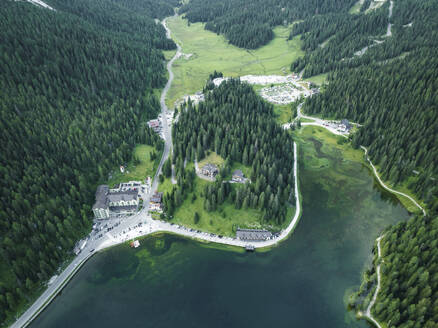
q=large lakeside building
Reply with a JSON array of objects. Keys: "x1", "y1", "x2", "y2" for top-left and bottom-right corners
[{"x1": 92, "y1": 185, "x2": 139, "y2": 219}]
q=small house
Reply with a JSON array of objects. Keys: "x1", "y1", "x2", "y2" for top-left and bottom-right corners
[
  {"x1": 150, "y1": 191, "x2": 163, "y2": 212},
  {"x1": 201, "y1": 164, "x2": 219, "y2": 178},
  {"x1": 341, "y1": 119, "x2": 352, "y2": 131},
  {"x1": 232, "y1": 170, "x2": 245, "y2": 183}
]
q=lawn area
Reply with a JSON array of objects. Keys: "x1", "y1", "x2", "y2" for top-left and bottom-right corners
[
  {"x1": 166, "y1": 15, "x2": 305, "y2": 108},
  {"x1": 293, "y1": 125, "x2": 364, "y2": 164},
  {"x1": 163, "y1": 49, "x2": 177, "y2": 61},
  {"x1": 229, "y1": 162, "x2": 252, "y2": 180},
  {"x1": 169, "y1": 178, "x2": 268, "y2": 236},
  {"x1": 157, "y1": 176, "x2": 174, "y2": 195},
  {"x1": 198, "y1": 151, "x2": 224, "y2": 168},
  {"x1": 349, "y1": 0, "x2": 362, "y2": 14},
  {"x1": 304, "y1": 73, "x2": 328, "y2": 86},
  {"x1": 108, "y1": 144, "x2": 159, "y2": 187},
  {"x1": 273, "y1": 104, "x2": 293, "y2": 125}
]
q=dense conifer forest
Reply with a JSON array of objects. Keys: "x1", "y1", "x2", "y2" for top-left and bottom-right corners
[
  {"x1": 165, "y1": 80, "x2": 296, "y2": 225},
  {"x1": 291, "y1": 1, "x2": 438, "y2": 325},
  {"x1": 300, "y1": 0, "x2": 438, "y2": 217},
  {"x1": 351, "y1": 215, "x2": 438, "y2": 328},
  {"x1": 2, "y1": 0, "x2": 437, "y2": 326},
  {"x1": 179, "y1": 0, "x2": 356, "y2": 49},
  {"x1": 0, "y1": 0, "x2": 175, "y2": 324}
]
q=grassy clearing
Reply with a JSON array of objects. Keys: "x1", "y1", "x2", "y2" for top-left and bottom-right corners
[
  {"x1": 273, "y1": 104, "x2": 293, "y2": 125},
  {"x1": 349, "y1": 0, "x2": 362, "y2": 14},
  {"x1": 108, "y1": 144, "x2": 158, "y2": 187},
  {"x1": 229, "y1": 162, "x2": 252, "y2": 180},
  {"x1": 198, "y1": 151, "x2": 224, "y2": 168},
  {"x1": 157, "y1": 176, "x2": 174, "y2": 195},
  {"x1": 294, "y1": 125, "x2": 424, "y2": 215},
  {"x1": 304, "y1": 73, "x2": 328, "y2": 86},
  {"x1": 166, "y1": 15, "x2": 305, "y2": 108},
  {"x1": 169, "y1": 177, "x2": 269, "y2": 236},
  {"x1": 163, "y1": 49, "x2": 177, "y2": 61},
  {"x1": 294, "y1": 125, "x2": 364, "y2": 163}
]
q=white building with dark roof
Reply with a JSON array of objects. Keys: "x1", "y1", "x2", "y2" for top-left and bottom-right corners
[
  {"x1": 92, "y1": 185, "x2": 139, "y2": 219},
  {"x1": 232, "y1": 169, "x2": 245, "y2": 183},
  {"x1": 150, "y1": 192, "x2": 163, "y2": 212},
  {"x1": 201, "y1": 164, "x2": 218, "y2": 178}
]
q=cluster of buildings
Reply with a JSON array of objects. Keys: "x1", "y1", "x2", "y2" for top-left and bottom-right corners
[
  {"x1": 340, "y1": 119, "x2": 352, "y2": 132},
  {"x1": 322, "y1": 119, "x2": 352, "y2": 134},
  {"x1": 92, "y1": 185, "x2": 139, "y2": 219},
  {"x1": 201, "y1": 163, "x2": 219, "y2": 178},
  {"x1": 147, "y1": 118, "x2": 162, "y2": 136}
]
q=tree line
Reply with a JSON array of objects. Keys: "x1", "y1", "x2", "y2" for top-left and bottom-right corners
[
  {"x1": 179, "y1": 0, "x2": 357, "y2": 49},
  {"x1": 0, "y1": 0, "x2": 175, "y2": 324}
]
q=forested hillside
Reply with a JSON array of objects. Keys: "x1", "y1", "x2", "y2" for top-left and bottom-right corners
[
  {"x1": 290, "y1": 0, "x2": 438, "y2": 76},
  {"x1": 166, "y1": 80, "x2": 296, "y2": 225},
  {"x1": 0, "y1": 0, "x2": 175, "y2": 324},
  {"x1": 179, "y1": 0, "x2": 356, "y2": 49},
  {"x1": 351, "y1": 215, "x2": 438, "y2": 328},
  {"x1": 291, "y1": 1, "x2": 438, "y2": 326},
  {"x1": 300, "y1": 0, "x2": 438, "y2": 217}
]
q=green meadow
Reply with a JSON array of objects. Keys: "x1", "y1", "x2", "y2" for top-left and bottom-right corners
[
  {"x1": 166, "y1": 15, "x2": 304, "y2": 108},
  {"x1": 108, "y1": 144, "x2": 159, "y2": 187}
]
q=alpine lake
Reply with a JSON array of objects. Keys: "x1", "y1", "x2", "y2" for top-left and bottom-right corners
[{"x1": 30, "y1": 126, "x2": 410, "y2": 328}]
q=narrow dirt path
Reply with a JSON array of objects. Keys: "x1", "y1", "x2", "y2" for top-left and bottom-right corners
[{"x1": 363, "y1": 234, "x2": 385, "y2": 328}]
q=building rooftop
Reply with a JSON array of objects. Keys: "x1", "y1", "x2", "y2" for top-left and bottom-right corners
[
  {"x1": 93, "y1": 185, "x2": 138, "y2": 210},
  {"x1": 232, "y1": 170, "x2": 244, "y2": 178},
  {"x1": 150, "y1": 192, "x2": 163, "y2": 203},
  {"x1": 202, "y1": 163, "x2": 218, "y2": 172},
  {"x1": 341, "y1": 119, "x2": 352, "y2": 130},
  {"x1": 236, "y1": 228, "x2": 272, "y2": 241},
  {"x1": 109, "y1": 205, "x2": 137, "y2": 212},
  {"x1": 93, "y1": 185, "x2": 109, "y2": 210},
  {"x1": 107, "y1": 190, "x2": 138, "y2": 203}
]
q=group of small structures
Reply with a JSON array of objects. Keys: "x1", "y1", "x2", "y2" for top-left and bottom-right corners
[
  {"x1": 322, "y1": 119, "x2": 352, "y2": 134},
  {"x1": 92, "y1": 181, "x2": 150, "y2": 219},
  {"x1": 259, "y1": 83, "x2": 314, "y2": 104},
  {"x1": 178, "y1": 91, "x2": 205, "y2": 107},
  {"x1": 147, "y1": 111, "x2": 173, "y2": 139},
  {"x1": 201, "y1": 163, "x2": 219, "y2": 179}
]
